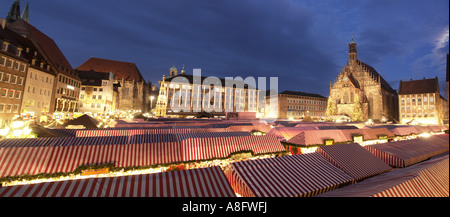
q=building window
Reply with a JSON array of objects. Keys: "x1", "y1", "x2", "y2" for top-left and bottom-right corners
[
  {"x1": 11, "y1": 75, "x2": 17, "y2": 84},
  {"x1": 94, "y1": 88, "x2": 97, "y2": 91},
  {"x1": 0, "y1": 104, "x2": 4, "y2": 113},
  {"x1": 99, "y1": 88, "x2": 103, "y2": 92},
  {"x1": 91, "y1": 103, "x2": 95, "y2": 108},
  {"x1": 18, "y1": 77, "x2": 24, "y2": 85},
  {"x1": 6, "y1": 104, "x2": 12, "y2": 113},
  {"x1": 0, "y1": 57, "x2": 5, "y2": 66},
  {"x1": 92, "y1": 95, "x2": 96, "y2": 99},
  {"x1": 98, "y1": 95, "x2": 102, "y2": 100},
  {"x1": 13, "y1": 62, "x2": 19, "y2": 70},
  {"x1": 81, "y1": 87, "x2": 85, "y2": 91},
  {"x1": 19, "y1": 64, "x2": 25, "y2": 72},
  {"x1": 4, "y1": 74, "x2": 10, "y2": 83},
  {"x1": 13, "y1": 104, "x2": 19, "y2": 113},
  {"x1": 6, "y1": 59, "x2": 12, "y2": 68},
  {"x1": 15, "y1": 91, "x2": 21, "y2": 99},
  {"x1": 80, "y1": 94, "x2": 84, "y2": 99},
  {"x1": 0, "y1": 71, "x2": 3, "y2": 81},
  {"x1": 430, "y1": 96, "x2": 434, "y2": 102},
  {"x1": 8, "y1": 89, "x2": 14, "y2": 98}
]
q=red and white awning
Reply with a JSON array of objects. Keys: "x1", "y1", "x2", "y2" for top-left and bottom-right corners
[
  {"x1": 0, "y1": 166, "x2": 235, "y2": 197},
  {"x1": 316, "y1": 143, "x2": 393, "y2": 181},
  {"x1": 0, "y1": 135, "x2": 285, "y2": 178},
  {"x1": 364, "y1": 136, "x2": 449, "y2": 168},
  {"x1": 316, "y1": 155, "x2": 449, "y2": 197},
  {"x1": 224, "y1": 153, "x2": 355, "y2": 197}
]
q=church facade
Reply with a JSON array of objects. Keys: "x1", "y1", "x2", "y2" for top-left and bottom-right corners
[{"x1": 327, "y1": 39, "x2": 398, "y2": 122}]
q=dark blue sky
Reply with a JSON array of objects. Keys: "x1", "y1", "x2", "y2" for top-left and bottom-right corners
[{"x1": 3, "y1": 0, "x2": 449, "y2": 97}]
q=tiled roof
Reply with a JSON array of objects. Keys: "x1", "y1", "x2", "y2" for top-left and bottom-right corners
[
  {"x1": 357, "y1": 60, "x2": 395, "y2": 93},
  {"x1": 7, "y1": 19, "x2": 77, "y2": 79},
  {"x1": 76, "y1": 70, "x2": 111, "y2": 86},
  {"x1": 76, "y1": 57, "x2": 144, "y2": 82},
  {"x1": 279, "y1": 90, "x2": 327, "y2": 99},
  {"x1": 398, "y1": 77, "x2": 438, "y2": 95}
]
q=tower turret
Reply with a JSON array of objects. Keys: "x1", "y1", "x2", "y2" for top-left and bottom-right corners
[
  {"x1": 349, "y1": 36, "x2": 357, "y2": 64},
  {"x1": 6, "y1": 0, "x2": 21, "y2": 23}
]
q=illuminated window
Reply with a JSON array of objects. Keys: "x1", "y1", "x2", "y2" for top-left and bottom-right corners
[
  {"x1": 4, "y1": 74, "x2": 10, "y2": 83},
  {"x1": 6, "y1": 104, "x2": 12, "y2": 113}
]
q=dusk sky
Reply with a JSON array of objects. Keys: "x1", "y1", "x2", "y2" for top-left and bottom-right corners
[{"x1": 2, "y1": 0, "x2": 449, "y2": 97}]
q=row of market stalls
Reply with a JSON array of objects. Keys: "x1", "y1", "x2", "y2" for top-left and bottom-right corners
[
  {"x1": 269, "y1": 124, "x2": 447, "y2": 154},
  {"x1": 0, "y1": 133, "x2": 447, "y2": 197}
]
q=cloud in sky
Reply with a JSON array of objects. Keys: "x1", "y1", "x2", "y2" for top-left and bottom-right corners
[{"x1": 3, "y1": 0, "x2": 449, "y2": 97}]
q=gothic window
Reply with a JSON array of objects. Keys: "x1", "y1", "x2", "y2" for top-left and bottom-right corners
[{"x1": 343, "y1": 91, "x2": 349, "y2": 104}]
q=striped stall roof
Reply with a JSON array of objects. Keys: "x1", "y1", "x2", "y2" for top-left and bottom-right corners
[
  {"x1": 182, "y1": 135, "x2": 286, "y2": 162},
  {"x1": 286, "y1": 130, "x2": 350, "y2": 146},
  {"x1": 360, "y1": 128, "x2": 395, "y2": 140},
  {"x1": 421, "y1": 134, "x2": 449, "y2": 147},
  {"x1": 224, "y1": 153, "x2": 355, "y2": 197},
  {"x1": 316, "y1": 154, "x2": 449, "y2": 197},
  {"x1": 316, "y1": 143, "x2": 393, "y2": 181},
  {"x1": 266, "y1": 127, "x2": 317, "y2": 141},
  {"x1": 0, "y1": 135, "x2": 285, "y2": 178},
  {"x1": 388, "y1": 126, "x2": 420, "y2": 136},
  {"x1": 0, "y1": 136, "x2": 129, "y2": 148},
  {"x1": 364, "y1": 136, "x2": 449, "y2": 168},
  {"x1": 0, "y1": 166, "x2": 235, "y2": 197}
]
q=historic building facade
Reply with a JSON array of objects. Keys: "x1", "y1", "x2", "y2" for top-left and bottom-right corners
[
  {"x1": 327, "y1": 39, "x2": 398, "y2": 122},
  {"x1": 76, "y1": 57, "x2": 151, "y2": 113},
  {"x1": 398, "y1": 77, "x2": 446, "y2": 125},
  {"x1": 5, "y1": 5, "x2": 81, "y2": 119},
  {"x1": 155, "y1": 67, "x2": 258, "y2": 117},
  {"x1": 77, "y1": 70, "x2": 115, "y2": 115},
  {"x1": 268, "y1": 90, "x2": 327, "y2": 119},
  {"x1": 0, "y1": 24, "x2": 27, "y2": 127}
]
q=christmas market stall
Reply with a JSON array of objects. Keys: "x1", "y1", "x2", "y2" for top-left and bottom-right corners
[
  {"x1": 283, "y1": 129, "x2": 351, "y2": 154},
  {"x1": 316, "y1": 154, "x2": 449, "y2": 197},
  {"x1": 0, "y1": 166, "x2": 235, "y2": 197},
  {"x1": 315, "y1": 143, "x2": 393, "y2": 181},
  {"x1": 224, "y1": 153, "x2": 355, "y2": 197},
  {"x1": 0, "y1": 134, "x2": 286, "y2": 186},
  {"x1": 364, "y1": 135, "x2": 449, "y2": 168}
]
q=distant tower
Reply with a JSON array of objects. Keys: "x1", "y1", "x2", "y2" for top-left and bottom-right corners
[
  {"x1": 169, "y1": 65, "x2": 178, "y2": 77},
  {"x1": 349, "y1": 36, "x2": 357, "y2": 64},
  {"x1": 6, "y1": 0, "x2": 21, "y2": 23},
  {"x1": 181, "y1": 64, "x2": 186, "y2": 75},
  {"x1": 20, "y1": 2, "x2": 29, "y2": 23}
]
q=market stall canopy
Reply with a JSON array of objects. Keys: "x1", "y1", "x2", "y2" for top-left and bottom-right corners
[
  {"x1": 364, "y1": 136, "x2": 449, "y2": 168},
  {"x1": 316, "y1": 143, "x2": 393, "y2": 181},
  {"x1": 224, "y1": 153, "x2": 355, "y2": 197},
  {"x1": 286, "y1": 130, "x2": 350, "y2": 146},
  {"x1": 420, "y1": 134, "x2": 449, "y2": 148},
  {"x1": 266, "y1": 127, "x2": 318, "y2": 141},
  {"x1": 62, "y1": 114, "x2": 99, "y2": 129},
  {"x1": 0, "y1": 135, "x2": 285, "y2": 178},
  {"x1": 0, "y1": 166, "x2": 235, "y2": 197},
  {"x1": 316, "y1": 154, "x2": 449, "y2": 197}
]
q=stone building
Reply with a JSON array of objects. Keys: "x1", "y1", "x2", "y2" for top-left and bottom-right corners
[
  {"x1": 155, "y1": 67, "x2": 258, "y2": 117},
  {"x1": 6, "y1": 15, "x2": 81, "y2": 119},
  {"x1": 76, "y1": 70, "x2": 115, "y2": 114},
  {"x1": 268, "y1": 90, "x2": 327, "y2": 119},
  {"x1": 0, "y1": 22, "x2": 27, "y2": 127},
  {"x1": 76, "y1": 57, "x2": 150, "y2": 112},
  {"x1": 398, "y1": 77, "x2": 446, "y2": 125},
  {"x1": 327, "y1": 38, "x2": 398, "y2": 122}
]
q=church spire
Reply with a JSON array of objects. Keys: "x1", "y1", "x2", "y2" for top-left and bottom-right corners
[
  {"x1": 21, "y1": 2, "x2": 29, "y2": 23},
  {"x1": 6, "y1": 0, "x2": 21, "y2": 23},
  {"x1": 349, "y1": 35, "x2": 357, "y2": 64}
]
